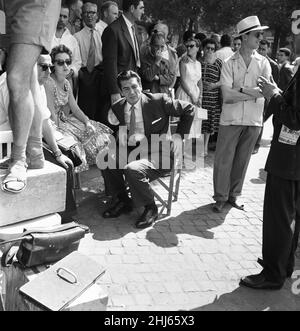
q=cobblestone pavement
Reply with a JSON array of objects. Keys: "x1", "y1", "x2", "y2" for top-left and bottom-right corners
[{"x1": 76, "y1": 119, "x2": 300, "y2": 311}]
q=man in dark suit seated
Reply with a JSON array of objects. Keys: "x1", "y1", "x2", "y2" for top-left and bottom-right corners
[{"x1": 98, "y1": 70, "x2": 195, "y2": 229}]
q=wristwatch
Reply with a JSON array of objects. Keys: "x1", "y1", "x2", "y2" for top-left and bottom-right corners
[{"x1": 53, "y1": 149, "x2": 62, "y2": 158}]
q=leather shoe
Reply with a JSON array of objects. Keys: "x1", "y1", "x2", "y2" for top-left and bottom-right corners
[
  {"x1": 228, "y1": 197, "x2": 244, "y2": 211},
  {"x1": 102, "y1": 198, "x2": 132, "y2": 219},
  {"x1": 212, "y1": 201, "x2": 226, "y2": 213},
  {"x1": 135, "y1": 204, "x2": 158, "y2": 229},
  {"x1": 252, "y1": 147, "x2": 259, "y2": 155},
  {"x1": 240, "y1": 273, "x2": 283, "y2": 290}
]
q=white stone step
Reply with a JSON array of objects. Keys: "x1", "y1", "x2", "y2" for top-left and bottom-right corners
[
  {"x1": 0, "y1": 214, "x2": 61, "y2": 242},
  {"x1": 0, "y1": 161, "x2": 66, "y2": 227}
]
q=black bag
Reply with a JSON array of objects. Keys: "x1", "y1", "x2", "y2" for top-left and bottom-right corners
[{"x1": 0, "y1": 222, "x2": 89, "y2": 268}]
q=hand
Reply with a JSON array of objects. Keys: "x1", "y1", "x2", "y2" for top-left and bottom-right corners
[
  {"x1": 258, "y1": 76, "x2": 280, "y2": 101},
  {"x1": 86, "y1": 121, "x2": 96, "y2": 135},
  {"x1": 155, "y1": 50, "x2": 163, "y2": 64},
  {"x1": 66, "y1": 69, "x2": 74, "y2": 80},
  {"x1": 111, "y1": 93, "x2": 122, "y2": 105},
  {"x1": 172, "y1": 134, "x2": 183, "y2": 160},
  {"x1": 56, "y1": 154, "x2": 74, "y2": 170},
  {"x1": 203, "y1": 81, "x2": 216, "y2": 91},
  {"x1": 118, "y1": 127, "x2": 128, "y2": 147}
]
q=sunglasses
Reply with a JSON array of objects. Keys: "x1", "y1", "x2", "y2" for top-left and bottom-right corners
[
  {"x1": 205, "y1": 46, "x2": 215, "y2": 51},
  {"x1": 186, "y1": 44, "x2": 196, "y2": 49},
  {"x1": 38, "y1": 63, "x2": 53, "y2": 72},
  {"x1": 255, "y1": 32, "x2": 264, "y2": 38},
  {"x1": 54, "y1": 59, "x2": 72, "y2": 66}
]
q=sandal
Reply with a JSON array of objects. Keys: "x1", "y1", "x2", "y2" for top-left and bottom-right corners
[{"x1": 1, "y1": 162, "x2": 27, "y2": 194}]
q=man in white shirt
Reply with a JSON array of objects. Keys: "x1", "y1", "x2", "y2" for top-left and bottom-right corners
[
  {"x1": 212, "y1": 16, "x2": 272, "y2": 213},
  {"x1": 96, "y1": 1, "x2": 119, "y2": 32},
  {"x1": 52, "y1": 4, "x2": 82, "y2": 96},
  {"x1": 74, "y1": 2, "x2": 104, "y2": 121}
]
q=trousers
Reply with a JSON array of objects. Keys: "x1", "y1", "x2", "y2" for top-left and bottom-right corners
[
  {"x1": 262, "y1": 173, "x2": 300, "y2": 283},
  {"x1": 213, "y1": 125, "x2": 261, "y2": 202}
]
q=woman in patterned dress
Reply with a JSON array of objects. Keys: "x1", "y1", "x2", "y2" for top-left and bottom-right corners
[
  {"x1": 45, "y1": 45, "x2": 112, "y2": 172},
  {"x1": 201, "y1": 38, "x2": 223, "y2": 156}
]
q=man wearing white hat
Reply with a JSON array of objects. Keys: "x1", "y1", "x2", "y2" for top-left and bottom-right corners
[{"x1": 212, "y1": 16, "x2": 272, "y2": 213}]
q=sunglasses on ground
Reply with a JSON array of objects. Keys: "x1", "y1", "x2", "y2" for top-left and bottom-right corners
[
  {"x1": 54, "y1": 59, "x2": 72, "y2": 66},
  {"x1": 38, "y1": 64, "x2": 54, "y2": 72}
]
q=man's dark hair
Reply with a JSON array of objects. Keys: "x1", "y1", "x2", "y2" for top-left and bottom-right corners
[
  {"x1": 260, "y1": 39, "x2": 271, "y2": 48},
  {"x1": 117, "y1": 70, "x2": 142, "y2": 89},
  {"x1": 183, "y1": 30, "x2": 196, "y2": 43},
  {"x1": 122, "y1": 0, "x2": 141, "y2": 12},
  {"x1": 220, "y1": 34, "x2": 232, "y2": 48},
  {"x1": 62, "y1": 0, "x2": 79, "y2": 7},
  {"x1": 279, "y1": 47, "x2": 291, "y2": 58},
  {"x1": 195, "y1": 32, "x2": 207, "y2": 43},
  {"x1": 100, "y1": 1, "x2": 118, "y2": 16}
]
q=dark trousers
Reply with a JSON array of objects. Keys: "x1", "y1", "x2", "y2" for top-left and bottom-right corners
[
  {"x1": 101, "y1": 148, "x2": 171, "y2": 208},
  {"x1": 263, "y1": 173, "x2": 300, "y2": 283},
  {"x1": 44, "y1": 149, "x2": 77, "y2": 218},
  {"x1": 78, "y1": 66, "x2": 104, "y2": 121}
]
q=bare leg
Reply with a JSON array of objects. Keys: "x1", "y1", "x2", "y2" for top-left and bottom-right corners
[
  {"x1": 2, "y1": 44, "x2": 42, "y2": 193},
  {"x1": 204, "y1": 133, "x2": 210, "y2": 156}
]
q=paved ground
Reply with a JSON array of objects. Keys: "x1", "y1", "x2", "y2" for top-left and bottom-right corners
[{"x1": 76, "y1": 119, "x2": 300, "y2": 311}]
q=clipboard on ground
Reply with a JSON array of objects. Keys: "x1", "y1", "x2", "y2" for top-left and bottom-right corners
[{"x1": 19, "y1": 251, "x2": 106, "y2": 311}]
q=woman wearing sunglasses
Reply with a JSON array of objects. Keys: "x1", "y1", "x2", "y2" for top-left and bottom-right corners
[
  {"x1": 200, "y1": 38, "x2": 223, "y2": 157},
  {"x1": 44, "y1": 45, "x2": 112, "y2": 172},
  {"x1": 176, "y1": 38, "x2": 203, "y2": 139}
]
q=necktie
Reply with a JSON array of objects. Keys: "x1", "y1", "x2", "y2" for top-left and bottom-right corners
[
  {"x1": 86, "y1": 29, "x2": 96, "y2": 73},
  {"x1": 131, "y1": 25, "x2": 141, "y2": 68},
  {"x1": 129, "y1": 105, "x2": 136, "y2": 138}
]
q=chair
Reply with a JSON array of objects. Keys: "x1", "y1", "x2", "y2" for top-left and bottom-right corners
[
  {"x1": 0, "y1": 130, "x2": 13, "y2": 160},
  {"x1": 151, "y1": 120, "x2": 183, "y2": 217}
]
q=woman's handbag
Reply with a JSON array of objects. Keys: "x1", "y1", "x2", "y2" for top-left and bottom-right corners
[
  {"x1": 56, "y1": 135, "x2": 83, "y2": 168},
  {"x1": 0, "y1": 222, "x2": 90, "y2": 268}
]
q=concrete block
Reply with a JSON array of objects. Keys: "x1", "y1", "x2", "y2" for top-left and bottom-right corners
[
  {"x1": 0, "y1": 214, "x2": 61, "y2": 242},
  {"x1": 0, "y1": 162, "x2": 66, "y2": 227}
]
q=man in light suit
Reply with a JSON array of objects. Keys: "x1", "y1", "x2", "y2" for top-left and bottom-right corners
[
  {"x1": 101, "y1": 0, "x2": 145, "y2": 127},
  {"x1": 98, "y1": 71, "x2": 195, "y2": 229}
]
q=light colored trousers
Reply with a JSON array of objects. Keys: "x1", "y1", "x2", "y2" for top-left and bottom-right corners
[{"x1": 213, "y1": 125, "x2": 261, "y2": 202}]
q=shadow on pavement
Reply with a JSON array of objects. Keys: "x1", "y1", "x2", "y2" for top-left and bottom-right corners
[
  {"x1": 146, "y1": 204, "x2": 232, "y2": 248},
  {"x1": 191, "y1": 280, "x2": 300, "y2": 311}
]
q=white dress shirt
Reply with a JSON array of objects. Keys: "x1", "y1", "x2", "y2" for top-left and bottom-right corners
[
  {"x1": 74, "y1": 25, "x2": 104, "y2": 67},
  {"x1": 124, "y1": 99, "x2": 144, "y2": 135},
  {"x1": 52, "y1": 28, "x2": 82, "y2": 75},
  {"x1": 95, "y1": 20, "x2": 107, "y2": 34}
]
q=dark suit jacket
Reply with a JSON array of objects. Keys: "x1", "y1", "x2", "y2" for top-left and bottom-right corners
[
  {"x1": 265, "y1": 69, "x2": 300, "y2": 180},
  {"x1": 102, "y1": 16, "x2": 139, "y2": 96},
  {"x1": 278, "y1": 62, "x2": 294, "y2": 91},
  {"x1": 111, "y1": 93, "x2": 195, "y2": 154},
  {"x1": 267, "y1": 56, "x2": 279, "y2": 84}
]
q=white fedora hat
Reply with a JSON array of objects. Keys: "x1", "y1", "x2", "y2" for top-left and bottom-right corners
[{"x1": 235, "y1": 16, "x2": 269, "y2": 37}]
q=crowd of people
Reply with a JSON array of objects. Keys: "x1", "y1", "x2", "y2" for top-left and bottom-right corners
[{"x1": 0, "y1": 0, "x2": 299, "y2": 292}]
